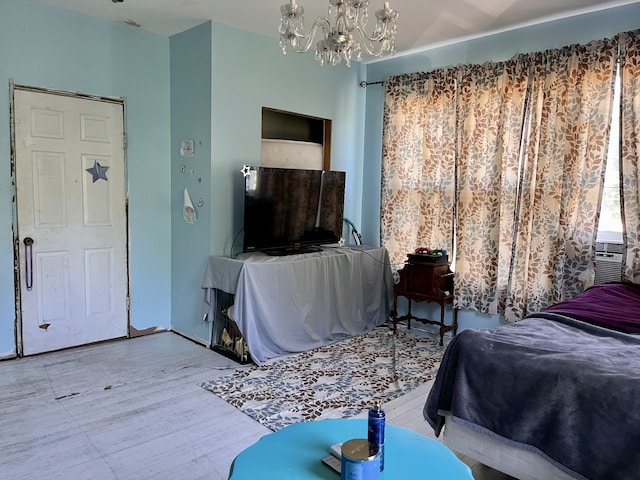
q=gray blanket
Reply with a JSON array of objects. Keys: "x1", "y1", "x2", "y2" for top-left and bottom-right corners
[{"x1": 424, "y1": 314, "x2": 640, "y2": 479}]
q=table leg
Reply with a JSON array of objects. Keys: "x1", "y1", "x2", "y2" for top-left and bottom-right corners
[
  {"x1": 453, "y1": 307, "x2": 459, "y2": 336},
  {"x1": 438, "y1": 302, "x2": 446, "y2": 346},
  {"x1": 392, "y1": 294, "x2": 398, "y2": 331}
]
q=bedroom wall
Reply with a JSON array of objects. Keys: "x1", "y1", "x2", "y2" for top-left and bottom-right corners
[
  {"x1": 169, "y1": 23, "x2": 213, "y2": 345},
  {"x1": 168, "y1": 21, "x2": 368, "y2": 343},
  {"x1": 361, "y1": 2, "x2": 640, "y2": 330},
  {"x1": 209, "y1": 23, "x2": 366, "y2": 256},
  {"x1": 0, "y1": 0, "x2": 171, "y2": 358}
]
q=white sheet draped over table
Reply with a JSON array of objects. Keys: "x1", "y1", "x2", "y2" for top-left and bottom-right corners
[{"x1": 201, "y1": 246, "x2": 393, "y2": 365}]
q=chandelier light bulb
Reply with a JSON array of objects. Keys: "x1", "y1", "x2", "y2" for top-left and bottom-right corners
[{"x1": 279, "y1": 0, "x2": 398, "y2": 67}]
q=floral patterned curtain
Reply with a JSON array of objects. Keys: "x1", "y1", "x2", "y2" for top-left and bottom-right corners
[
  {"x1": 619, "y1": 30, "x2": 640, "y2": 283},
  {"x1": 501, "y1": 41, "x2": 617, "y2": 320},
  {"x1": 454, "y1": 60, "x2": 530, "y2": 315},
  {"x1": 380, "y1": 36, "x2": 618, "y2": 320},
  {"x1": 381, "y1": 70, "x2": 457, "y2": 268}
]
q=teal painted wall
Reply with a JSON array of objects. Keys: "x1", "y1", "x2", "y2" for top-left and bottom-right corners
[
  {"x1": 0, "y1": 0, "x2": 171, "y2": 357},
  {"x1": 166, "y1": 22, "x2": 366, "y2": 342},
  {"x1": 170, "y1": 23, "x2": 213, "y2": 344},
  {"x1": 361, "y1": 2, "x2": 640, "y2": 331},
  {"x1": 209, "y1": 23, "x2": 365, "y2": 257}
]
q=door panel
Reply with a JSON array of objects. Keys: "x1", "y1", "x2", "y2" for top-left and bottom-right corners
[
  {"x1": 33, "y1": 151, "x2": 67, "y2": 227},
  {"x1": 37, "y1": 251, "x2": 69, "y2": 322},
  {"x1": 82, "y1": 154, "x2": 113, "y2": 226},
  {"x1": 85, "y1": 248, "x2": 114, "y2": 316},
  {"x1": 14, "y1": 89, "x2": 128, "y2": 355}
]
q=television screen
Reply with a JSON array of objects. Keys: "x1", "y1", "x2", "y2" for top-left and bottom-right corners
[{"x1": 243, "y1": 167, "x2": 346, "y2": 254}]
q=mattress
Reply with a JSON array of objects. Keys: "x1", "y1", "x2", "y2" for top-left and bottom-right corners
[{"x1": 443, "y1": 414, "x2": 575, "y2": 480}]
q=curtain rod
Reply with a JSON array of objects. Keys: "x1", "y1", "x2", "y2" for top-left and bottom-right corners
[{"x1": 359, "y1": 80, "x2": 385, "y2": 88}]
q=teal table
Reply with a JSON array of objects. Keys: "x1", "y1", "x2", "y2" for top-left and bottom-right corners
[{"x1": 228, "y1": 419, "x2": 473, "y2": 479}]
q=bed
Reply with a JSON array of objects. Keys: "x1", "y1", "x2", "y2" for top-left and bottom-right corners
[{"x1": 424, "y1": 282, "x2": 640, "y2": 480}]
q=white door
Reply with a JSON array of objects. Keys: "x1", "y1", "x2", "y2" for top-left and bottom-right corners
[{"x1": 14, "y1": 88, "x2": 128, "y2": 356}]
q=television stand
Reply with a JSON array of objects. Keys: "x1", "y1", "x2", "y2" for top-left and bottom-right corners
[
  {"x1": 201, "y1": 246, "x2": 393, "y2": 365},
  {"x1": 264, "y1": 246, "x2": 322, "y2": 256}
]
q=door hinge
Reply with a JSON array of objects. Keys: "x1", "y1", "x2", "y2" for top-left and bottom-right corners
[{"x1": 123, "y1": 133, "x2": 128, "y2": 151}]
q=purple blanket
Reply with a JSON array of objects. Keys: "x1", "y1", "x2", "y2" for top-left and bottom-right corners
[
  {"x1": 544, "y1": 282, "x2": 640, "y2": 333},
  {"x1": 424, "y1": 282, "x2": 640, "y2": 479}
]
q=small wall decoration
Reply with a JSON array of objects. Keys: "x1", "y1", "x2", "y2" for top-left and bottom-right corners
[
  {"x1": 180, "y1": 139, "x2": 195, "y2": 158},
  {"x1": 183, "y1": 188, "x2": 197, "y2": 224},
  {"x1": 86, "y1": 160, "x2": 109, "y2": 182}
]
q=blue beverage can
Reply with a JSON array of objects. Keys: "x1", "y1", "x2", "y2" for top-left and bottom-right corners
[
  {"x1": 368, "y1": 400, "x2": 385, "y2": 471},
  {"x1": 340, "y1": 438, "x2": 380, "y2": 480}
]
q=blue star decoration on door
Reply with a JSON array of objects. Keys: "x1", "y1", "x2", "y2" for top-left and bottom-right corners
[{"x1": 86, "y1": 160, "x2": 109, "y2": 183}]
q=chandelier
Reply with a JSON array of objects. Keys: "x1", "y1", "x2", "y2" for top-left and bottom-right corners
[{"x1": 279, "y1": 0, "x2": 399, "y2": 67}]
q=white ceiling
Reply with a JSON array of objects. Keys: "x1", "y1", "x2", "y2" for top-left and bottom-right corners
[{"x1": 35, "y1": 0, "x2": 639, "y2": 58}]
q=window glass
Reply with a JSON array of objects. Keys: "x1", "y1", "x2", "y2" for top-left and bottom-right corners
[{"x1": 597, "y1": 66, "x2": 623, "y2": 244}]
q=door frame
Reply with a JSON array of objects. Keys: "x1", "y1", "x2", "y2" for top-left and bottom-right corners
[{"x1": 10, "y1": 81, "x2": 131, "y2": 357}]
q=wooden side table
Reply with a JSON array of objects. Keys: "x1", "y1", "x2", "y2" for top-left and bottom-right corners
[{"x1": 391, "y1": 254, "x2": 458, "y2": 345}]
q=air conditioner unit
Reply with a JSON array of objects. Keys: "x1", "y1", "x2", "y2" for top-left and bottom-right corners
[{"x1": 594, "y1": 242, "x2": 623, "y2": 284}]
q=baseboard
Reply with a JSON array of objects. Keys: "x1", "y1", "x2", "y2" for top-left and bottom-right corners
[
  {"x1": 170, "y1": 328, "x2": 211, "y2": 348},
  {"x1": 0, "y1": 350, "x2": 17, "y2": 361}
]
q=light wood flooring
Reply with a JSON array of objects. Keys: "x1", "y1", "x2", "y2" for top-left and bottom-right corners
[{"x1": 0, "y1": 329, "x2": 513, "y2": 479}]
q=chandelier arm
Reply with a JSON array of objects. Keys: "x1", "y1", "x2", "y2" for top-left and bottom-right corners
[
  {"x1": 355, "y1": 23, "x2": 388, "y2": 43},
  {"x1": 289, "y1": 16, "x2": 332, "y2": 53},
  {"x1": 354, "y1": 24, "x2": 389, "y2": 56},
  {"x1": 335, "y1": 9, "x2": 350, "y2": 34}
]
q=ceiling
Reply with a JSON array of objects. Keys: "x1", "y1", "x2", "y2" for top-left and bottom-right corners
[{"x1": 36, "y1": 0, "x2": 639, "y2": 59}]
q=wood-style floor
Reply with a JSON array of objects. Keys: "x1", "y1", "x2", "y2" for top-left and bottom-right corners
[{"x1": 0, "y1": 330, "x2": 513, "y2": 479}]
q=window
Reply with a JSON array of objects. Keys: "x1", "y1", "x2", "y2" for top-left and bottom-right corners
[{"x1": 597, "y1": 65, "x2": 623, "y2": 244}]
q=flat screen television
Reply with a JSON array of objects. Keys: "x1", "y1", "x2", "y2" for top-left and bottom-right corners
[{"x1": 243, "y1": 167, "x2": 346, "y2": 255}]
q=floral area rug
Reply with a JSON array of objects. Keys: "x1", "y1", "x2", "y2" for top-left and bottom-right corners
[{"x1": 198, "y1": 326, "x2": 445, "y2": 431}]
